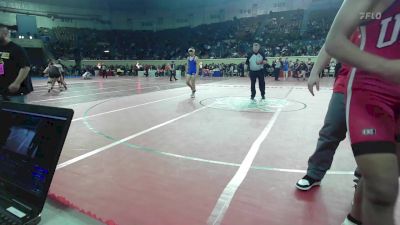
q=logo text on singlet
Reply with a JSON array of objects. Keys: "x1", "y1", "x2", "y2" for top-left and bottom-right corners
[
  {"x1": 377, "y1": 13, "x2": 400, "y2": 48},
  {"x1": 362, "y1": 128, "x2": 377, "y2": 136},
  {"x1": 360, "y1": 12, "x2": 382, "y2": 20}
]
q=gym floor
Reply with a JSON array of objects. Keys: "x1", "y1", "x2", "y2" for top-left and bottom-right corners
[{"x1": 28, "y1": 75, "x2": 399, "y2": 225}]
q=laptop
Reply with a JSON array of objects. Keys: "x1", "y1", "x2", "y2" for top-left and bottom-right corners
[{"x1": 0, "y1": 101, "x2": 74, "y2": 225}]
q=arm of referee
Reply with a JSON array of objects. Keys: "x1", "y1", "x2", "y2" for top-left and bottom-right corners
[{"x1": 245, "y1": 53, "x2": 251, "y2": 72}]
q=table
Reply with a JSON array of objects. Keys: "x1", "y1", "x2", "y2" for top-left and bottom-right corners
[{"x1": 213, "y1": 71, "x2": 222, "y2": 77}]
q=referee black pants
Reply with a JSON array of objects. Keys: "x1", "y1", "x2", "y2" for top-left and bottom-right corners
[{"x1": 250, "y1": 70, "x2": 265, "y2": 99}]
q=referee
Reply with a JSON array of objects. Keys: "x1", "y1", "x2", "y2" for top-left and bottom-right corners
[
  {"x1": 0, "y1": 25, "x2": 32, "y2": 103},
  {"x1": 246, "y1": 43, "x2": 267, "y2": 101}
]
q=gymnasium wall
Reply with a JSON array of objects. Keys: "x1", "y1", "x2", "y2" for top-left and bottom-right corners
[
  {"x1": 11, "y1": 38, "x2": 43, "y2": 48},
  {"x1": 60, "y1": 56, "x2": 319, "y2": 68},
  {"x1": 1, "y1": 0, "x2": 314, "y2": 31},
  {"x1": 0, "y1": 0, "x2": 112, "y2": 30},
  {"x1": 134, "y1": 0, "x2": 314, "y2": 30}
]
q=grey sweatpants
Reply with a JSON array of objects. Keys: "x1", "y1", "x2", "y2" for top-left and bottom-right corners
[{"x1": 307, "y1": 92, "x2": 347, "y2": 180}]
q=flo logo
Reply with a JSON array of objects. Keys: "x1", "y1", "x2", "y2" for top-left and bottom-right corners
[
  {"x1": 362, "y1": 128, "x2": 377, "y2": 136},
  {"x1": 360, "y1": 12, "x2": 382, "y2": 20}
]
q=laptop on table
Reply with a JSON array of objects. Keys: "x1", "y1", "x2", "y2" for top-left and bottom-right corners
[{"x1": 0, "y1": 101, "x2": 74, "y2": 225}]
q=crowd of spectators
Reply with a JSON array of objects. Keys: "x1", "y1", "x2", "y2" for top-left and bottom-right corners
[
  {"x1": 38, "y1": 9, "x2": 335, "y2": 61},
  {"x1": 30, "y1": 57, "x2": 339, "y2": 81}
]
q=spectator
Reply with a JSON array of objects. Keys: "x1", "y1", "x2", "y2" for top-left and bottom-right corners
[
  {"x1": 0, "y1": 25, "x2": 32, "y2": 103},
  {"x1": 283, "y1": 58, "x2": 289, "y2": 80},
  {"x1": 334, "y1": 61, "x2": 342, "y2": 78},
  {"x1": 41, "y1": 9, "x2": 333, "y2": 61},
  {"x1": 273, "y1": 59, "x2": 281, "y2": 81},
  {"x1": 170, "y1": 61, "x2": 178, "y2": 81}
]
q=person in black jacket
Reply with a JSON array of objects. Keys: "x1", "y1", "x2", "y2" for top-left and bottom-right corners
[
  {"x1": 272, "y1": 58, "x2": 282, "y2": 81},
  {"x1": 170, "y1": 61, "x2": 178, "y2": 81},
  {"x1": 245, "y1": 43, "x2": 267, "y2": 101},
  {"x1": 239, "y1": 63, "x2": 245, "y2": 77},
  {"x1": 0, "y1": 25, "x2": 32, "y2": 103},
  {"x1": 264, "y1": 60, "x2": 272, "y2": 77},
  {"x1": 180, "y1": 65, "x2": 186, "y2": 78}
]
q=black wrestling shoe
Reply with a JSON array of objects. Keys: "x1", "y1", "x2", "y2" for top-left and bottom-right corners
[{"x1": 296, "y1": 175, "x2": 321, "y2": 191}]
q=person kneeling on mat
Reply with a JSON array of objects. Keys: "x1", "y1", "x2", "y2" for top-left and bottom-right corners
[{"x1": 82, "y1": 71, "x2": 92, "y2": 80}]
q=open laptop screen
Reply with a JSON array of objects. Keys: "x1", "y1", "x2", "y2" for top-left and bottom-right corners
[{"x1": 0, "y1": 107, "x2": 69, "y2": 206}]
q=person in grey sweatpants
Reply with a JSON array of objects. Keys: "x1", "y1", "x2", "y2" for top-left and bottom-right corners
[
  {"x1": 307, "y1": 92, "x2": 347, "y2": 179},
  {"x1": 296, "y1": 45, "x2": 360, "y2": 191},
  {"x1": 295, "y1": 91, "x2": 348, "y2": 191}
]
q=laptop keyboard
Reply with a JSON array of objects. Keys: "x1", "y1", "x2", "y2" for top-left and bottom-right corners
[{"x1": 0, "y1": 212, "x2": 19, "y2": 225}]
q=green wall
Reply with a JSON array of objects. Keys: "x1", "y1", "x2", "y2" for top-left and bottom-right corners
[{"x1": 61, "y1": 56, "x2": 319, "y2": 67}]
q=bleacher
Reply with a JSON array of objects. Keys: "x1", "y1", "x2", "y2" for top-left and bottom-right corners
[{"x1": 33, "y1": 9, "x2": 337, "y2": 61}]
